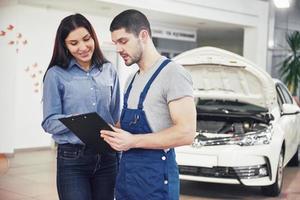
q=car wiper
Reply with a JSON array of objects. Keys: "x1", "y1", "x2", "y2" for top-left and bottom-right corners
[
  {"x1": 197, "y1": 105, "x2": 268, "y2": 116},
  {"x1": 197, "y1": 106, "x2": 241, "y2": 114},
  {"x1": 216, "y1": 108, "x2": 234, "y2": 113},
  {"x1": 215, "y1": 107, "x2": 243, "y2": 113},
  {"x1": 196, "y1": 88, "x2": 235, "y2": 92},
  {"x1": 215, "y1": 107, "x2": 266, "y2": 115}
]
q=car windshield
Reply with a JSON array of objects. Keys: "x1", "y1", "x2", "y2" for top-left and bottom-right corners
[{"x1": 195, "y1": 98, "x2": 268, "y2": 114}]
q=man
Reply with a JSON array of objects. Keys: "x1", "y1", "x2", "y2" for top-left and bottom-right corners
[{"x1": 101, "y1": 9, "x2": 196, "y2": 200}]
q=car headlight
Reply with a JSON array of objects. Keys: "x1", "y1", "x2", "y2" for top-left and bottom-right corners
[
  {"x1": 192, "y1": 125, "x2": 273, "y2": 147},
  {"x1": 237, "y1": 128, "x2": 273, "y2": 146}
]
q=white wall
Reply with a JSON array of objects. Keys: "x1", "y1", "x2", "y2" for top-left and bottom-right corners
[
  {"x1": 0, "y1": 4, "x2": 116, "y2": 153},
  {"x1": 0, "y1": 5, "x2": 17, "y2": 153}
]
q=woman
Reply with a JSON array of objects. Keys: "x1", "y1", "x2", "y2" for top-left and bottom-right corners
[{"x1": 42, "y1": 13, "x2": 120, "y2": 200}]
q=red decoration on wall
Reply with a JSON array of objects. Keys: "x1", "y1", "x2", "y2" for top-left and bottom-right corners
[
  {"x1": 7, "y1": 24, "x2": 14, "y2": 31},
  {"x1": 1, "y1": 24, "x2": 40, "y2": 93},
  {"x1": 24, "y1": 62, "x2": 43, "y2": 93},
  {"x1": 0, "y1": 24, "x2": 28, "y2": 53}
]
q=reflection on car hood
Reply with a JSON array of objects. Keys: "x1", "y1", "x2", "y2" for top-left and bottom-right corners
[{"x1": 173, "y1": 47, "x2": 277, "y2": 109}]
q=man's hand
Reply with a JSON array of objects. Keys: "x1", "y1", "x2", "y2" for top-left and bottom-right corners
[{"x1": 100, "y1": 126, "x2": 136, "y2": 151}]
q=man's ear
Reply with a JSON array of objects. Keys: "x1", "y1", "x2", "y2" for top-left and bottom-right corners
[{"x1": 139, "y1": 29, "x2": 149, "y2": 42}]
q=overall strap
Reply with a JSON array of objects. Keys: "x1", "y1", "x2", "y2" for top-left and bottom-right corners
[
  {"x1": 123, "y1": 72, "x2": 138, "y2": 109},
  {"x1": 138, "y1": 59, "x2": 171, "y2": 109}
]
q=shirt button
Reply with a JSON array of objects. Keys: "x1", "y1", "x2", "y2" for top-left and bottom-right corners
[
  {"x1": 92, "y1": 103, "x2": 96, "y2": 106},
  {"x1": 161, "y1": 156, "x2": 166, "y2": 160},
  {"x1": 90, "y1": 87, "x2": 94, "y2": 90},
  {"x1": 87, "y1": 73, "x2": 90, "y2": 76},
  {"x1": 164, "y1": 180, "x2": 168, "y2": 185}
]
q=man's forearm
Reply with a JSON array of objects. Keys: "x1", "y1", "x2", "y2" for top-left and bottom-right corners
[{"x1": 133, "y1": 124, "x2": 195, "y2": 149}]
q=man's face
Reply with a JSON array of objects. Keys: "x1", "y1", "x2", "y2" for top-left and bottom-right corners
[{"x1": 111, "y1": 28, "x2": 143, "y2": 66}]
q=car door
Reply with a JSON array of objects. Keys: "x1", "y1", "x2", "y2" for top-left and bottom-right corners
[{"x1": 276, "y1": 83, "x2": 298, "y2": 161}]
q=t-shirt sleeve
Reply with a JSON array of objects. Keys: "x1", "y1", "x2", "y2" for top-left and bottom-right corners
[{"x1": 164, "y1": 63, "x2": 194, "y2": 103}]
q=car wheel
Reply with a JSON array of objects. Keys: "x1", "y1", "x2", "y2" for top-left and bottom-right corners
[
  {"x1": 287, "y1": 148, "x2": 299, "y2": 166},
  {"x1": 261, "y1": 149, "x2": 284, "y2": 197}
]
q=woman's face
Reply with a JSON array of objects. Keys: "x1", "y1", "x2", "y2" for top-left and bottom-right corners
[{"x1": 65, "y1": 27, "x2": 95, "y2": 69}]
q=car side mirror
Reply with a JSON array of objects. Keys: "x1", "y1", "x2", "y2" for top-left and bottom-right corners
[
  {"x1": 282, "y1": 104, "x2": 300, "y2": 115},
  {"x1": 265, "y1": 113, "x2": 274, "y2": 121}
]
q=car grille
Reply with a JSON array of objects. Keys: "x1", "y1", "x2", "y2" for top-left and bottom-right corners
[{"x1": 179, "y1": 165, "x2": 268, "y2": 179}]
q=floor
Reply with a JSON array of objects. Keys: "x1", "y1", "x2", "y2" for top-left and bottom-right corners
[{"x1": 1, "y1": 149, "x2": 300, "y2": 200}]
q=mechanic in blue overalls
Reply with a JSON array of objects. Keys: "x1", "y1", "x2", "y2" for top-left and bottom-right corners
[{"x1": 101, "y1": 9, "x2": 196, "y2": 200}]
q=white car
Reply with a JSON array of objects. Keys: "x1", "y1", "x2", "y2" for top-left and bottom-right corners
[{"x1": 174, "y1": 47, "x2": 300, "y2": 196}]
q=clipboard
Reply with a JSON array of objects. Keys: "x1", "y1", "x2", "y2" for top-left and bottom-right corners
[{"x1": 59, "y1": 112, "x2": 115, "y2": 154}]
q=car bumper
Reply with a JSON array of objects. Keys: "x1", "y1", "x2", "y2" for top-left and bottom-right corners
[{"x1": 175, "y1": 144, "x2": 279, "y2": 186}]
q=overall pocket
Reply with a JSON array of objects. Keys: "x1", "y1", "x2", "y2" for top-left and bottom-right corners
[{"x1": 125, "y1": 159, "x2": 167, "y2": 200}]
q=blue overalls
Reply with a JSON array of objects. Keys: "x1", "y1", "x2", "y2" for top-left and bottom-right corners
[{"x1": 116, "y1": 59, "x2": 179, "y2": 200}]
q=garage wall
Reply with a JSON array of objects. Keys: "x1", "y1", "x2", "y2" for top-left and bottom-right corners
[
  {"x1": 270, "y1": 1, "x2": 300, "y2": 76},
  {"x1": 197, "y1": 28, "x2": 244, "y2": 56}
]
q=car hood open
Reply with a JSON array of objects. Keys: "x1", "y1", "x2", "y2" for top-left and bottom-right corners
[{"x1": 173, "y1": 47, "x2": 277, "y2": 109}]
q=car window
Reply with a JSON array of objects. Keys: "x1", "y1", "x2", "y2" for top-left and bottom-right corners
[
  {"x1": 276, "y1": 85, "x2": 284, "y2": 110},
  {"x1": 278, "y1": 83, "x2": 293, "y2": 104}
]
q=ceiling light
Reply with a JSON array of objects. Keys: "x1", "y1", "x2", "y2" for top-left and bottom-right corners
[
  {"x1": 268, "y1": 40, "x2": 274, "y2": 48},
  {"x1": 273, "y1": 0, "x2": 290, "y2": 8}
]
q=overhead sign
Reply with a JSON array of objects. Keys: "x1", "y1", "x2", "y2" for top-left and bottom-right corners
[{"x1": 152, "y1": 26, "x2": 197, "y2": 42}]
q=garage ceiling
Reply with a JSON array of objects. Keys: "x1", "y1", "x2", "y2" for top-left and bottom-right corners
[{"x1": 17, "y1": 0, "x2": 242, "y2": 31}]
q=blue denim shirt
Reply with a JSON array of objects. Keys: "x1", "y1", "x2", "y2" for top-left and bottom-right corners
[{"x1": 42, "y1": 59, "x2": 120, "y2": 144}]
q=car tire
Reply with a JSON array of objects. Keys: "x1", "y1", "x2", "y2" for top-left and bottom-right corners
[
  {"x1": 287, "y1": 148, "x2": 299, "y2": 166},
  {"x1": 261, "y1": 149, "x2": 284, "y2": 197}
]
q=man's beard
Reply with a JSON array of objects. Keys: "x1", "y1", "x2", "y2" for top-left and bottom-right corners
[{"x1": 125, "y1": 42, "x2": 143, "y2": 66}]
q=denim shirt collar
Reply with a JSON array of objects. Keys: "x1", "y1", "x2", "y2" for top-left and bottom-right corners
[{"x1": 67, "y1": 58, "x2": 97, "y2": 72}]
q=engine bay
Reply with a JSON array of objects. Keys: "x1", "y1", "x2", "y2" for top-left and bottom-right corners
[
  {"x1": 193, "y1": 114, "x2": 273, "y2": 146},
  {"x1": 197, "y1": 120, "x2": 269, "y2": 135}
]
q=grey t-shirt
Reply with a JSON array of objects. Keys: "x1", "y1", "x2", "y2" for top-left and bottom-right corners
[{"x1": 125, "y1": 56, "x2": 194, "y2": 132}]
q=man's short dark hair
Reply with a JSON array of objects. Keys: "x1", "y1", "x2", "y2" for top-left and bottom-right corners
[{"x1": 110, "y1": 9, "x2": 152, "y2": 37}]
